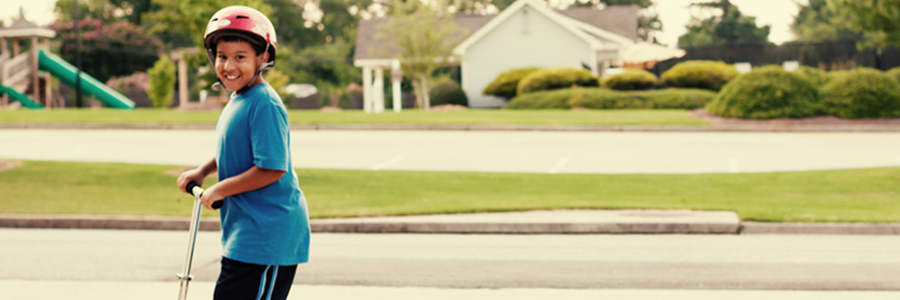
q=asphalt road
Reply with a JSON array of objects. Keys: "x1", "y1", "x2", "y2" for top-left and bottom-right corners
[
  {"x1": 2, "y1": 129, "x2": 900, "y2": 173},
  {"x1": 3, "y1": 229, "x2": 899, "y2": 291}
]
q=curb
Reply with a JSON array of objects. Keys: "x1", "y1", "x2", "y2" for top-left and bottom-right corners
[
  {"x1": 5, "y1": 123, "x2": 900, "y2": 132},
  {"x1": 0, "y1": 214, "x2": 221, "y2": 231},
  {"x1": 3, "y1": 213, "x2": 898, "y2": 235},
  {"x1": 740, "y1": 221, "x2": 900, "y2": 235}
]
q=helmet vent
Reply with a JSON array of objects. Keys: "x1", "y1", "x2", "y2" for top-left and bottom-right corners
[
  {"x1": 236, "y1": 15, "x2": 250, "y2": 19},
  {"x1": 211, "y1": 18, "x2": 218, "y2": 22}
]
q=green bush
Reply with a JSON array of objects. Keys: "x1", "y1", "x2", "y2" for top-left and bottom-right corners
[
  {"x1": 146, "y1": 55, "x2": 176, "y2": 108},
  {"x1": 793, "y1": 66, "x2": 829, "y2": 87},
  {"x1": 483, "y1": 67, "x2": 542, "y2": 99},
  {"x1": 886, "y1": 66, "x2": 900, "y2": 84},
  {"x1": 600, "y1": 70, "x2": 658, "y2": 91},
  {"x1": 821, "y1": 68, "x2": 900, "y2": 119},
  {"x1": 661, "y1": 60, "x2": 738, "y2": 91},
  {"x1": 429, "y1": 80, "x2": 469, "y2": 106},
  {"x1": 517, "y1": 68, "x2": 599, "y2": 95},
  {"x1": 706, "y1": 65, "x2": 821, "y2": 119},
  {"x1": 504, "y1": 88, "x2": 716, "y2": 110}
]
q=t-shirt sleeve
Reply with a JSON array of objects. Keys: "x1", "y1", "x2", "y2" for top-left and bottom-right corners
[{"x1": 249, "y1": 100, "x2": 291, "y2": 172}]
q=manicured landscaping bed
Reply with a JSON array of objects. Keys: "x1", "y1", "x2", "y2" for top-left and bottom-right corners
[
  {"x1": 0, "y1": 108, "x2": 709, "y2": 126},
  {"x1": 2, "y1": 160, "x2": 898, "y2": 223}
]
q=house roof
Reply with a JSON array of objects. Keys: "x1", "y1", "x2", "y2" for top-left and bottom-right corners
[
  {"x1": 0, "y1": 18, "x2": 55, "y2": 38},
  {"x1": 556, "y1": 6, "x2": 639, "y2": 42},
  {"x1": 354, "y1": 2, "x2": 637, "y2": 61},
  {"x1": 354, "y1": 13, "x2": 495, "y2": 62}
]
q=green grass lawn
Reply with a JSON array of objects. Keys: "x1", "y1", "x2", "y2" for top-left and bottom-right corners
[
  {"x1": 0, "y1": 108, "x2": 708, "y2": 126},
  {"x1": 1, "y1": 160, "x2": 898, "y2": 223}
]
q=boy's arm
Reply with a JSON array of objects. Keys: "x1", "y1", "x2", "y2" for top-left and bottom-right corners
[
  {"x1": 177, "y1": 157, "x2": 218, "y2": 195},
  {"x1": 198, "y1": 166, "x2": 286, "y2": 210}
]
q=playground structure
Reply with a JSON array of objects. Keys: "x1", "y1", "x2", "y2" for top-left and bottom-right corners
[{"x1": 0, "y1": 18, "x2": 135, "y2": 109}]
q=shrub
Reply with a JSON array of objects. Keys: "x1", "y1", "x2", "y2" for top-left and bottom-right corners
[
  {"x1": 483, "y1": 67, "x2": 542, "y2": 99},
  {"x1": 146, "y1": 55, "x2": 176, "y2": 108},
  {"x1": 600, "y1": 70, "x2": 658, "y2": 91},
  {"x1": 429, "y1": 80, "x2": 469, "y2": 106},
  {"x1": 517, "y1": 68, "x2": 599, "y2": 95},
  {"x1": 821, "y1": 68, "x2": 900, "y2": 119},
  {"x1": 661, "y1": 60, "x2": 738, "y2": 91},
  {"x1": 504, "y1": 88, "x2": 716, "y2": 110},
  {"x1": 886, "y1": 66, "x2": 900, "y2": 84},
  {"x1": 706, "y1": 65, "x2": 821, "y2": 119},
  {"x1": 265, "y1": 69, "x2": 291, "y2": 105},
  {"x1": 792, "y1": 66, "x2": 829, "y2": 87}
]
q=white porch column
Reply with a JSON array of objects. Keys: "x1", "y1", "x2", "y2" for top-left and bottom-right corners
[
  {"x1": 362, "y1": 67, "x2": 373, "y2": 113},
  {"x1": 374, "y1": 67, "x2": 385, "y2": 113},
  {"x1": 391, "y1": 59, "x2": 402, "y2": 112}
]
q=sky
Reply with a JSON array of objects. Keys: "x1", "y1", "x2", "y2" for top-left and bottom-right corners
[{"x1": 2, "y1": 0, "x2": 804, "y2": 47}]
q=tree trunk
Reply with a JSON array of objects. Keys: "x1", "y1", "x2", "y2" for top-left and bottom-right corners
[
  {"x1": 420, "y1": 76, "x2": 430, "y2": 111},
  {"x1": 411, "y1": 79, "x2": 421, "y2": 109}
]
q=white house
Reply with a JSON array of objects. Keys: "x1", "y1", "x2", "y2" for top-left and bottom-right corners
[{"x1": 353, "y1": 0, "x2": 638, "y2": 109}]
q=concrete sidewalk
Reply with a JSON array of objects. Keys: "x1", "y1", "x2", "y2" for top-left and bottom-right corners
[
  {"x1": 2, "y1": 209, "x2": 899, "y2": 235},
  {"x1": 4, "y1": 280, "x2": 899, "y2": 300},
  {"x1": 4, "y1": 280, "x2": 900, "y2": 300}
]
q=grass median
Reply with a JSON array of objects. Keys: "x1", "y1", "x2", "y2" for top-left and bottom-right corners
[
  {"x1": 1, "y1": 160, "x2": 898, "y2": 223},
  {"x1": 0, "y1": 108, "x2": 708, "y2": 126}
]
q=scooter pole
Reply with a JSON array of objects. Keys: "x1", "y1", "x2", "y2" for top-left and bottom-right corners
[{"x1": 177, "y1": 181, "x2": 204, "y2": 300}]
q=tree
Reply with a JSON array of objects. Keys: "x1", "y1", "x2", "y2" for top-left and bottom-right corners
[
  {"x1": 143, "y1": 0, "x2": 272, "y2": 50},
  {"x1": 375, "y1": 0, "x2": 464, "y2": 110},
  {"x1": 51, "y1": 17, "x2": 163, "y2": 82},
  {"x1": 147, "y1": 54, "x2": 177, "y2": 108},
  {"x1": 279, "y1": 38, "x2": 361, "y2": 107},
  {"x1": 792, "y1": 0, "x2": 860, "y2": 42},
  {"x1": 829, "y1": 0, "x2": 900, "y2": 49},
  {"x1": 677, "y1": 0, "x2": 769, "y2": 47}
]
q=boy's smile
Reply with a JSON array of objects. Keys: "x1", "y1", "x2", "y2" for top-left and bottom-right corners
[{"x1": 215, "y1": 40, "x2": 266, "y2": 93}]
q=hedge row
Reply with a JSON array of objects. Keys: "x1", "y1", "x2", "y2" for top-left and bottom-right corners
[
  {"x1": 505, "y1": 88, "x2": 717, "y2": 110},
  {"x1": 707, "y1": 66, "x2": 900, "y2": 119}
]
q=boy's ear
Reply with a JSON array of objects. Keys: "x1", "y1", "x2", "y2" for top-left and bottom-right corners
[{"x1": 259, "y1": 52, "x2": 270, "y2": 66}]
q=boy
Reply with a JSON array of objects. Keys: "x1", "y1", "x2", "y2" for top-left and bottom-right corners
[{"x1": 176, "y1": 6, "x2": 310, "y2": 300}]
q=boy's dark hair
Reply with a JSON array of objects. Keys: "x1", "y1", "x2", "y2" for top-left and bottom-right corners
[{"x1": 217, "y1": 34, "x2": 267, "y2": 56}]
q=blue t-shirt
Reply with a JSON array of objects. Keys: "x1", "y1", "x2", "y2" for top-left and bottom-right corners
[{"x1": 215, "y1": 82, "x2": 310, "y2": 266}]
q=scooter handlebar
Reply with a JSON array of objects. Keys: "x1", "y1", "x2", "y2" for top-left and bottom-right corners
[{"x1": 185, "y1": 181, "x2": 223, "y2": 209}]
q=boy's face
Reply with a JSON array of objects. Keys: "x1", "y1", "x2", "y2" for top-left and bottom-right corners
[{"x1": 215, "y1": 40, "x2": 267, "y2": 92}]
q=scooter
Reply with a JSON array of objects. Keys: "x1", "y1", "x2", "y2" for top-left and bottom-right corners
[{"x1": 177, "y1": 182, "x2": 223, "y2": 300}]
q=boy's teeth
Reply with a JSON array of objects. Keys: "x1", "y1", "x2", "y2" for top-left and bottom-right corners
[{"x1": 227, "y1": 75, "x2": 239, "y2": 80}]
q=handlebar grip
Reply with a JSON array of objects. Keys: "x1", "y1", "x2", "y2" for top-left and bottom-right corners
[
  {"x1": 185, "y1": 181, "x2": 224, "y2": 209},
  {"x1": 185, "y1": 181, "x2": 200, "y2": 196}
]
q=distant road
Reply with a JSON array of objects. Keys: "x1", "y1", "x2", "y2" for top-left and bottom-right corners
[{"x1": 2, "y1": 129, "x2": 900, "y2": 173}]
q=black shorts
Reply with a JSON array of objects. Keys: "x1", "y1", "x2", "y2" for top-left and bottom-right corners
[{"x1": 214, "y1": 257, "x2": 298, "y2": 300}]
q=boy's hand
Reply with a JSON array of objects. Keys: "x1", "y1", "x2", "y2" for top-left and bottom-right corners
[
  {"x1": 199, "y1": 185, "x2": 226, "y2": 210},
  {"x1": 177, "y1": 168, "x2": 208, "y2": 195}
]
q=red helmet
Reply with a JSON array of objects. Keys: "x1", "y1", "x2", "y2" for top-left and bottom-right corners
[{"x1": 204, "y1": 6, "x2": 277, "y2": 70}]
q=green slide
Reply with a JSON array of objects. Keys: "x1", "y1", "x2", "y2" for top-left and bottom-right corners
[
  {"x1": 0, "y1": 84, "x2": 44, "y2": 109},
  {"x1": 38, "y1": 50, "x2": 135, "y2": 109}
]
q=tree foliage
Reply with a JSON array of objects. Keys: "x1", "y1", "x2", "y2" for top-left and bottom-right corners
[
  {"x1": 791, "y1": 0, "x2": 860, "y2": 42},
  {"x1": 51, "y1": 17, "x2": 163, "y2": 82},
  {"x1": 678, "y1": 0, "x2": 769, "y2": 47},
  {"x1": 829, "y1": 0, "x2": 900, "y2": 49},
  {"x1": 375, "y1": 0, "x2": 464, "y2": 110},
  {"x1": 147, "y1": 54, "x2": 177, "y2": 108}
]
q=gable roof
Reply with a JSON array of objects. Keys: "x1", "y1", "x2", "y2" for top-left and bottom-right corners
[
  {"x1": 354, "y1": 13, "x2": 495, "y2": 62},
  {"x1": 556, "y1": 6, "x2": 639, "y2": 41},
  {"x1": 354, "y1": 0, "x2": 637, "y2": 61}
]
